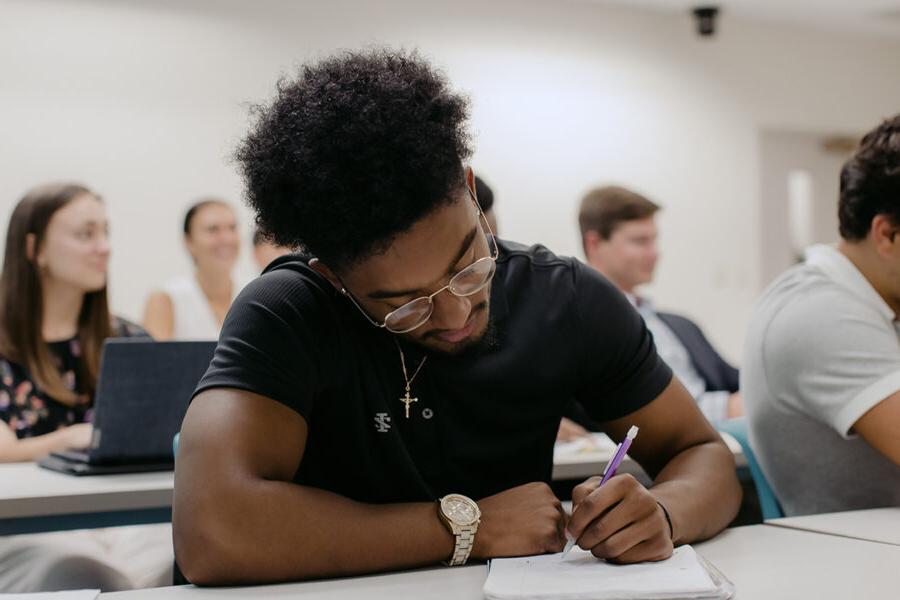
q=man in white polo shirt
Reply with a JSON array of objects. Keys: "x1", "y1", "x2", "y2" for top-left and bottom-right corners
[{"x1": 743, "y1": 114, "x2": 900, "y2": 516}]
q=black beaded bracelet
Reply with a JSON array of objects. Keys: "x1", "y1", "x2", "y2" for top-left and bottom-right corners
[{"x1": 656, "y1": 500, "x2": 675, "y2": 542}]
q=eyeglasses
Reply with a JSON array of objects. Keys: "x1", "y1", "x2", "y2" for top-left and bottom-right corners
[{"x1": 341, "y1": 184, "x2": 499, "y2": 334}]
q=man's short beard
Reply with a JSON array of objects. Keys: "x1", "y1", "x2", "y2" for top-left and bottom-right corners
[
  {"x1": 415, "y1": 302, "x2": 500, "y2": 358},
  {"x1": 460, "y1": 312, "x2": 500, "y2": 356}
]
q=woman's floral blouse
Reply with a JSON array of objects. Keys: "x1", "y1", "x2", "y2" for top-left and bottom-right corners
[{"x1": 0, "y1": 318, "x2": 148, "y2": 438}]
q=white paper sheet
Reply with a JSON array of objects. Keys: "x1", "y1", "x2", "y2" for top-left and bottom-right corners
[
  {"x1": 553, "y1": 433, "x2": 616, "y2": 458},
  {"x1": 484, "y1": 546, "x2": 726, "y2": 600}
]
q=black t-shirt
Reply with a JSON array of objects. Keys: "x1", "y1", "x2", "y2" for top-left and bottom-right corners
[{"x1": 195, "y1": 240, "x2": 672, "y2": 503}]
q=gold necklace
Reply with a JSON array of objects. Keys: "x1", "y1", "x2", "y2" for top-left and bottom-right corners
[{"x1": 394, "y1": 339, "x2": 428, "y2": 419}]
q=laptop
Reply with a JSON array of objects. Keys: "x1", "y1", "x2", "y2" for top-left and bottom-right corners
[{"x1": 38, "y1": 339, "x2": 216, "y2": 475}]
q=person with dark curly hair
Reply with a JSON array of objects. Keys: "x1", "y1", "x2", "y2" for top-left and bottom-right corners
[
  {"x1": 173, "y1": 48, "x2": 740, "y2": 585},
  {"x1": 743, "y1": 114, "x2": 900, "y2": 516}
]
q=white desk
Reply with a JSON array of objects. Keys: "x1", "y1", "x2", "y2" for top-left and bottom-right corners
[
  {"x1": 696, "y1": 525, "x2": 900, "y2": 599},
  {"x1": 552, "y1": 432, "x2": 745, "y2": 481},
  {"x1": 1, "y1": 434, "x2": 745, "y2": 536},
  {"x1": 0, "y1": 463, "x2": 173, "y2": 535},
  {"x1": 105, "y1": 565, "x2": 487, "y2": 600},
  {"x1": 99, "y1": 524, "x2": 900, "y2": 599},
  {"x1": 766, "y1": 506, "x2": 900, "y2": 546}
]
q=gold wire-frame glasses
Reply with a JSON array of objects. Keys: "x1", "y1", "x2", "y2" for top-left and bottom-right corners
[{"x1": 341, "y1": 184, "x2": 499, "y2": 333}]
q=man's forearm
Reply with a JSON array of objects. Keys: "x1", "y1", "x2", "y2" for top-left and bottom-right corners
[
  {"x1": 647, "y1": 439, "x2": 741, "y2": 544},
  {"x1": 174, "y1": 478, "x2": 455, "y2": 585}
]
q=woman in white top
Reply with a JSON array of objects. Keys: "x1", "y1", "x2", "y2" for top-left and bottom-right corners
[{"x1": 143, "y1": 199, "x2": 239, "y2": 340}]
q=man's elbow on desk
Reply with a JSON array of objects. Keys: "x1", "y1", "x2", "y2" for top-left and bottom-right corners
[
  {"x1": 173, "y1": 516, "x2": 228, "y2": 587},
  {"x1": 172, "y1": 476, "x2": 258, "y2": 586}
]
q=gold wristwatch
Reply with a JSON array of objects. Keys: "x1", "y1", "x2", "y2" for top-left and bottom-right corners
[{"x1": 437, "y1": 493, "x2": 481, "y2": 566}]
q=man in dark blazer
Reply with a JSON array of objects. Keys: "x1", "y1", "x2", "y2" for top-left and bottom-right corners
[
  {"x1": 654, "y1": 311, "x2": 739, "y2": 394},
  {"x1": 560, "y1": 185, "x2": 741, "y2": 440}
]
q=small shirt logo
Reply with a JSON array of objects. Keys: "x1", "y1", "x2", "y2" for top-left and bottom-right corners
[{"x1": 374, "y1": 412, "x2": 392, "y2": 432}]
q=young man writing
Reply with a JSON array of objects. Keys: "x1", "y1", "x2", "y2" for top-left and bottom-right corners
[{"x1": 173, "y1": 49, "x2": 741, "y2": 585}]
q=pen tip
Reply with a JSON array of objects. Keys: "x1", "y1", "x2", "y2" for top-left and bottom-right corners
[{"x1": 627, "y1": 425, "x2": 639, "y2": 439}]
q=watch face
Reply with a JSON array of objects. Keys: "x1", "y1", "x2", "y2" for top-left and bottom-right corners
[{"x1": 442, "y1": 495, "x2": 479, "y2": 525}]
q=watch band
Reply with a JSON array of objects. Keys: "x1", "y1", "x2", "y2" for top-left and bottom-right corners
[
  {"x1": 438, "y1": 494, "x2": 480, "y2": 567},
  {"x1": 448, "y1": 525, "x2": 476, "y2": 566}
]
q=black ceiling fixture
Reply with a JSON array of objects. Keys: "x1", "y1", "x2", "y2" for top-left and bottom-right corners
[{"x1": 692, "y1": 5, "x2": 720, "y2": 37}]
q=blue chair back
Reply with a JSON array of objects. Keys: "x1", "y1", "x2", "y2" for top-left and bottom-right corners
[{"x1": 718, "y1": 417, "x2": 784, "y2": 520}]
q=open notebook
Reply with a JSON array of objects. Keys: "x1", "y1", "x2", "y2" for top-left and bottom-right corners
[{"x1": 484, "y1": 546, "x2": 734, "y2": 600}]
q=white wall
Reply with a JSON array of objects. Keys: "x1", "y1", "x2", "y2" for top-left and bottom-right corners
[
  {"x1": 759, "y1": 130, "x2": 852, "y2": 285},
  {"x1": 2, "y1": 0, "x2": 900, "y2": 362}
]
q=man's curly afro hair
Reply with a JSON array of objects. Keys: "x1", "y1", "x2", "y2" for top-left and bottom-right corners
[
  {"x1": 839, "y1": 113, "x2": 900, "y2": 241},
  {"x1": 235, "y1": 48, "x2": 473, "y2": 270}
]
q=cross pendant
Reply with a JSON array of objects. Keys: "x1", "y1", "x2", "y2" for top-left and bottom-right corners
[{"x1": 400, "y1": 392, "x2": 418, "y2": 419}]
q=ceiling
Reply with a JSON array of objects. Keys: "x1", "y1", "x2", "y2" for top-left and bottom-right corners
[{"x1": 582, "y1": 0, "x2": 900, "y2": 38}]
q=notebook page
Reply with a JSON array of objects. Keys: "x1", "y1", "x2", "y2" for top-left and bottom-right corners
[
  {"x1": 484, "y1": 545, "x2": 720, "y2": 600},
  {"x1": 554, "y1": 433, "x2": 617, "y2": 457}
]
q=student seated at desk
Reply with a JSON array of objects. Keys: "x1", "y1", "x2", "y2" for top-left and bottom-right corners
[
  {"x1": 560, "y1": 185, "x2": 741, "y2": 442},
  {"x1": 174, "y1": 49, "x2": 741, "y2": 585},
  {"x1": 143, "y1": 199, "x2": 240, "y2": 340},
  {"x1": 743, "y1": 115, "x2": 900, "y2": 516},
  {"x1": 0, "y1": 183, "x2": 147, "y2": 462},
  {"x1": 0, "y1": 183, "x2": 171, "y2": 593}
]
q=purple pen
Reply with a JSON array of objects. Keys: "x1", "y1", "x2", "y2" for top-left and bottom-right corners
[
  {"x1": 599, "y1": 425, "x2": 639, "y2": 486},
  {"x1": 561, "y1": 425, "x2": 639, "y2": 558}
]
